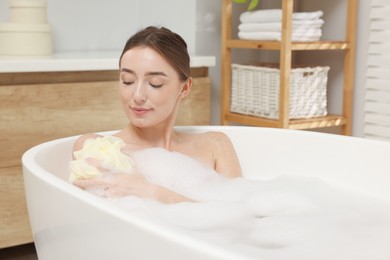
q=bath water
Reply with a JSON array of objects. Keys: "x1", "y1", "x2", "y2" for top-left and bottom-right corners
[{"x1": 103, "y1": 148, "x2": 390, "y2": 260}]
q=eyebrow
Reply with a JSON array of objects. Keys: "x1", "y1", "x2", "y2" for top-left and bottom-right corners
[{"x1": 120, "y1": 68, "x2": 168, "y2": 77}]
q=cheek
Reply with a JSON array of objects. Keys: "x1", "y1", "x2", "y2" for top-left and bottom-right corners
[
  {"x1": 153, "y1": 89, "x2": 180, "y2": 107},
  {"x1": 119, "y1": 86, "x2": 132, "y2": 101}
]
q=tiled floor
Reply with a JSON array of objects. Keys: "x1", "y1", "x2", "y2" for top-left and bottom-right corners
[{"x1": 0, "y1": 243, "x2": 38, "y2": 260}]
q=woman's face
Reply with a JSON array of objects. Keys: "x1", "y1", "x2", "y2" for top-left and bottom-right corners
[{"x1": 119, "y1": 46, "x2": 189, "y2": 128}]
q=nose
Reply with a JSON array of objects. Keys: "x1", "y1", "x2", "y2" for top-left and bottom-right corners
[{"x1": 133, "y1": 82, "x2": 147, "y2": 103}]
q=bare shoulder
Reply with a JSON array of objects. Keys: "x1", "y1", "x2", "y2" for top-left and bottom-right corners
[
  {"x1": 73, "y1": 133, "x2": 103, "y2": 152},
  {"x1": 200, "y1": 131, "x2": 242, "y2": 178},
  {"x1": 179, "y1": 130, "x2": 232, "y2": 149},
  {"x1": 204, "y1": 131, "x2": 233, "y2": 144}
]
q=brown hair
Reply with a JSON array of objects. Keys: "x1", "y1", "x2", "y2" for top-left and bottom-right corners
[{"x1": 119, "y1": 26, "x2": 190, "y2": 81}]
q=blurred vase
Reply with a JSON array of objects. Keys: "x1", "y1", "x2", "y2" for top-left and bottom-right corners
[{"x1": 0, "y1": 0, "x2": 53, "y2": 55}]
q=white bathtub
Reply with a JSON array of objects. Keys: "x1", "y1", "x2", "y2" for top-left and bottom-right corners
[{"x1": 22, "y1": 126, "x2": 390, "y2": 260}]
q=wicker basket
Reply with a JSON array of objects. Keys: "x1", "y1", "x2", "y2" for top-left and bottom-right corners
[{"x1": 231, "y1": 63, "x2": 329, "y2": 119}]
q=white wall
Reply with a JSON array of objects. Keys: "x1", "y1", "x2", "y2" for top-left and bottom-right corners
[
  {"x1": 352, "y1": 0, "x2": 370, "y2": 138},
  {"x1": 0, "y1": 0, "x2": 196, "y2": 53},
  {"x1": 195, "y1": 0, "x2": 224, "y2": 125},
  {"x1": 0, "y1": 0, "x2": 8, "y2": 21}
]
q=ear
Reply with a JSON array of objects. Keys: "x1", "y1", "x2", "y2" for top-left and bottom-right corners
[{"x1": 179, "y1": 77, "x2": 192, "y2": 99}]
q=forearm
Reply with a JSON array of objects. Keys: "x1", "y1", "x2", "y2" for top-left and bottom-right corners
[
  {"x1": 150, "y1": 184, "x2": 195, "y2": 204},
  {"x1": 74, "y1": 172, "x2": 195, "y2": 203}
]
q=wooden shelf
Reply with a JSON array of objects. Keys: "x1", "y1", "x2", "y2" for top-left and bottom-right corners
[
  {"x1": 220, "y1": 0, "x2": 358, "y2": 135},
  {"x1": 224, "y1": 113, "x2": 347, "y2": 130},
  {"x1": 226, "y1": 40, "x2": 351, "y2": 51}
]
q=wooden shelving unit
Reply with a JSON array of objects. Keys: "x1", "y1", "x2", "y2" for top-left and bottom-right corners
[{"x1": 220, "y1": 0, "x2": 358, "y2": 135}]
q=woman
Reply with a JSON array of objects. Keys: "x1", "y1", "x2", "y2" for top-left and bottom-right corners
[{"x1": 72, "y1": 26, "x2": 242, "y2": 203}]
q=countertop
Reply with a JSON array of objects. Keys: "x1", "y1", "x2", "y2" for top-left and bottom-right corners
[{"x1": 0, "y1": 51, "x2": 216, "y2": 73}]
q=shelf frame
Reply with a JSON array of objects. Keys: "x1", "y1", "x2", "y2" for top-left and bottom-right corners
[
  {"x1": 225, "y1": 113, "x2": 347, "y2": 130},
  {"x1": 220, "y1": 0, "x2": 358, "y2": 135},
  {"x1": 226, "y1": 40, "x2": 351, "y2": 51}
]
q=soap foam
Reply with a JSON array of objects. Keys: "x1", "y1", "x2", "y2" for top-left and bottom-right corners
[
  {"x1": 69, "y1": 136, "x2": 134, "y2": 182},
  {"x1": 107, "y1": 148, "x2": 390, "y2": 259}
]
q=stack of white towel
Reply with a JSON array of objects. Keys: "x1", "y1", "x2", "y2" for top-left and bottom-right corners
[{"x1": 238, "y1": 9, "x2": 324, "y2": 41}]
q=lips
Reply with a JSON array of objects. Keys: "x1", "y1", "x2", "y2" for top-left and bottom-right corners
[{"x1": 130, "y1": 106, "x2": 152, "y2": 116}]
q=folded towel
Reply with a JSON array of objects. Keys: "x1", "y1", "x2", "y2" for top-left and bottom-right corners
[
  {"x1": 293, "y1": 10, "x2": 323, "y2": 20},
  {"x1": 238, "y1": 20, "x2": 324, "y2": 32},
  {"x1": 238, "y1": 31, "x2": 321, "y2": 41},
  {"x1": 240, "y1": 9, "x2": 323, "y2": 23},
  {"x1": 291, "y1": 36, "x2": 321, "y2": 41},
  {"x1": 291, "y1": 28, "x2": 322, "y2": 36},
  {"x1": 292, "y1": 19, "x2": 325, "y2": 26},
  {"x1": 238, "y1": 31, "x2": 278, "y2": 40},
  {"x1": 239, "y1": 22, "x2": 281, "y2": 32}
]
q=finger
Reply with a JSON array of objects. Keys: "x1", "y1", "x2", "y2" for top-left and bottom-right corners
[
  {"x1": 85, "y1": 157, "x2": 115, "y2": 176},
  {"x1": 73, "y1": 178, "x2": 103, "y2": 190},
  {"x1": 84, "y1": 157, "x2": 100, "y2": 167}
]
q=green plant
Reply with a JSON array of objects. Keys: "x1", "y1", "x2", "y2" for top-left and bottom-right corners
[{"x1": 232, "y1": 0, "x2": 260, "y2": 11}]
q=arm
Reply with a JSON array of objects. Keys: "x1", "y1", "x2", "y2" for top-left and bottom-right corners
[
  {"x1": 73, "y1": 173, "x2": 194, "y2": 203},
  {"x1": 72, "y1": 135, "x2": 194, "y2": 203},
  {"x1": 71, "y1": 133, "x2": 194, "y2": 203}
]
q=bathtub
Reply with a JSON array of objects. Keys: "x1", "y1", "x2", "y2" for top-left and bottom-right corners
[{"x1": 22, "y1": 126, "x2": 390, "y2": 260}]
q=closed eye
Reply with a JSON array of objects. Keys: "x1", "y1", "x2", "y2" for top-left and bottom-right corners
[
  {"x1": 149, "y1": 83, "x2": 163, "y2": 88},
  {"x1": 122, "y1": 81, "x2": 134, "y2": 85}
]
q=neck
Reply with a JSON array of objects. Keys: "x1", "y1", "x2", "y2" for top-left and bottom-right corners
[
  {"x1": 121, "y1": 100, "x2": 182, "y2": 150},
  {"x1": 120, "y1": 117, "x2": 179, "y2": 151},
  {"x1": 134, "y1": 124, "x2": 176, "y2": 150}
]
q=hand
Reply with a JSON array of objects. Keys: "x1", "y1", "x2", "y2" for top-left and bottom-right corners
[
  {"x1": 74, "y1": 172, "x2": 195, "y2": 203},
  {"x1": 73, "y1": 173, "x2": 153, "y2": 199}
]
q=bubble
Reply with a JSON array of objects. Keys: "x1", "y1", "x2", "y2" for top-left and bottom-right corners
[{"x1": 106, "y1": 148, "x2": 390, "y2": 259}]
